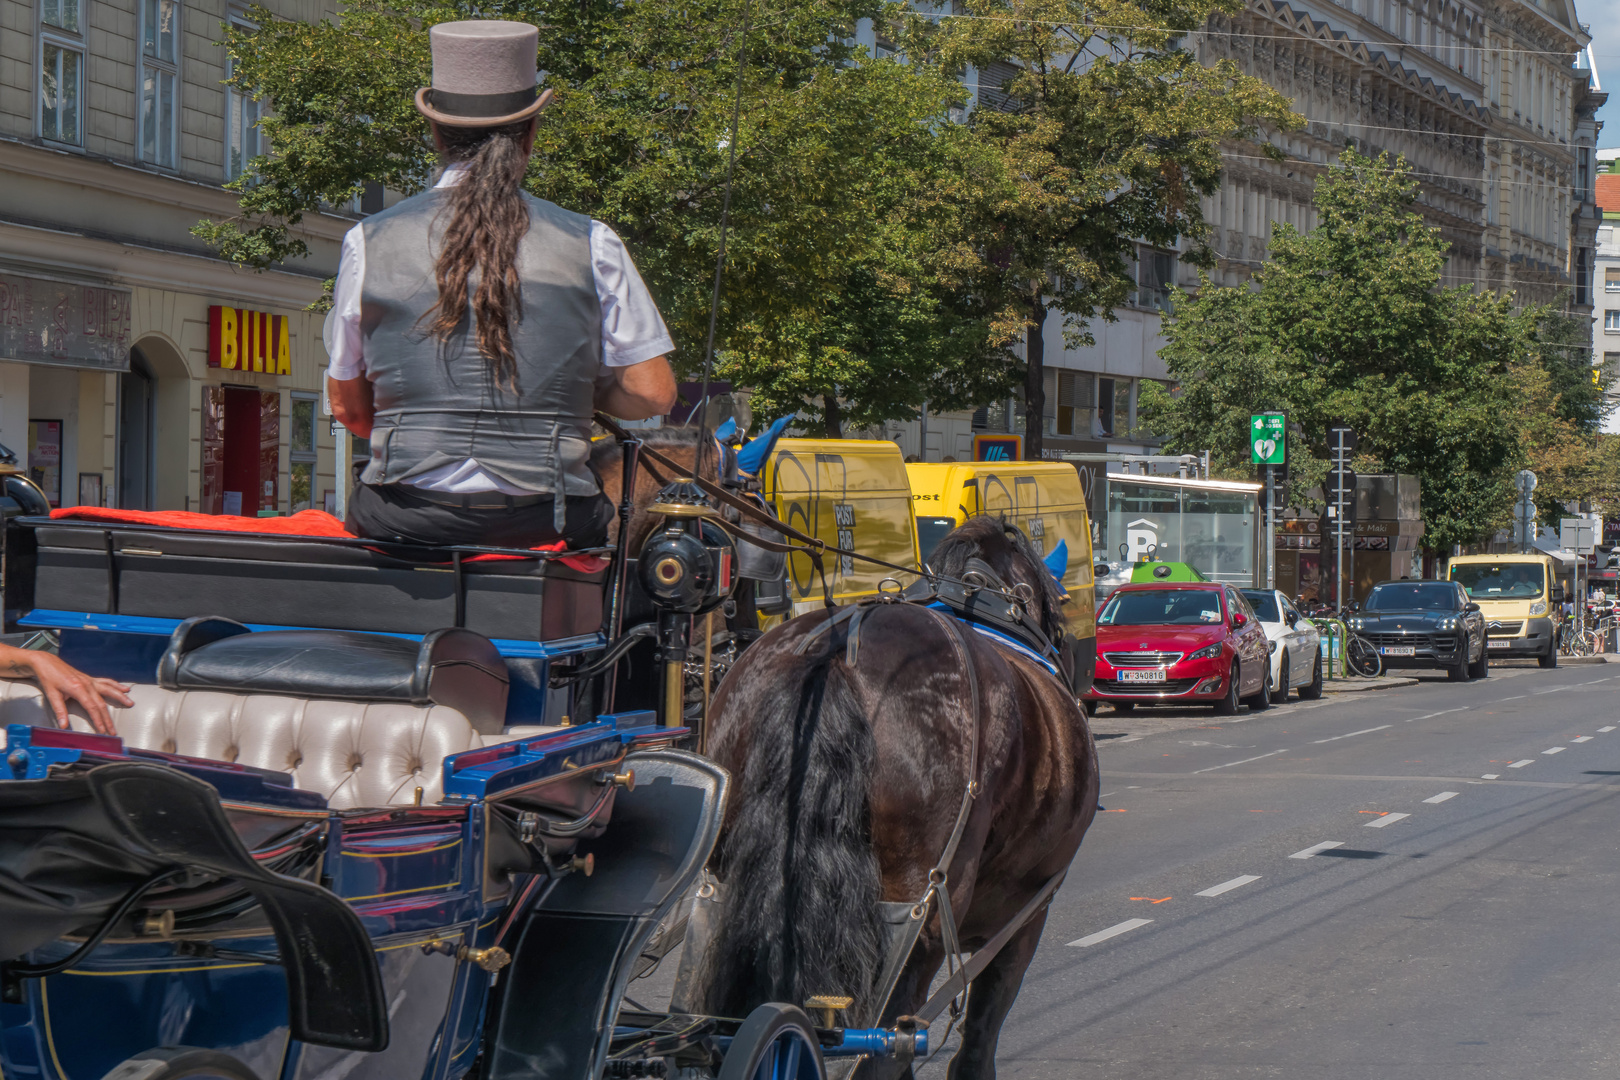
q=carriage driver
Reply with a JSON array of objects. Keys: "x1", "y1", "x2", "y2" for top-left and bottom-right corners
[{"x1": 327, "y1": 20, "x2": 677, "y2": 549}]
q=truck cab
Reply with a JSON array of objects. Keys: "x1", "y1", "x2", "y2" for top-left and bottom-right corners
[{"x1": 1446, "y1": 553, "x2": 1560, "y2": 668}]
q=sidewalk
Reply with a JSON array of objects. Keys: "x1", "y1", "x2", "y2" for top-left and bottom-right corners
[{"x1": 1323, "y1": 674, "x2": 1419, "y2": 692}]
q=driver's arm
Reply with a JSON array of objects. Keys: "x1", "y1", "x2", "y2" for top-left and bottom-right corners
[
  {"x1": 595, "y1": 355, "x2": 677, "y2": 420},
  {"x1": 328, "y1": 375, "x2": 375, "y2": 439}
]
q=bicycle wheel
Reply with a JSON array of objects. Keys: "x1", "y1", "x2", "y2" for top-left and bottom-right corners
[{"x1": 1345, "y1": 636, "x2": 1383, "y2": 678}]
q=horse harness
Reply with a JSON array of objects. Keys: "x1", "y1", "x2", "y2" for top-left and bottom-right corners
[
  {"x1": 787, "y1": 573, "x2": 1071, "y2": 1045},
  {"x1": 606, "y1": 417, "x2": 1073, "y2": 1049}
]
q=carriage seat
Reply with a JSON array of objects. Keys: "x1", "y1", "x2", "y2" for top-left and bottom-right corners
[
  {"x1": 0, "y1": 680, "x2": 562, "y2": 810},
  {"x1": 159, "y1": 618, "x2": 510, "y2": 734}
]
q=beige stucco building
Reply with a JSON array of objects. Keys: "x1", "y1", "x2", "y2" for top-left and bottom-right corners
[{"x1": 0, "y1": 0, "x2": 350, "y2": 514}]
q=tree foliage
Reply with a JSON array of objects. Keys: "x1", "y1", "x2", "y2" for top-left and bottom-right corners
[
  {"x1": 922, "y1": 0, "x2": 1299, "y2": 456},
  {"x1": 1140, "y1": 149, "x2": 1547, "y2": 553},
  {"x1": 198, "y1": 0, "x2": 1297, "y2": 436}
]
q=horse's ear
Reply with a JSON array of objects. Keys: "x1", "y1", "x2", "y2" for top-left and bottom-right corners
[
  {"x1": 1044, "y1": 540, "x2": 1069, "y2": 586},
  {"x1": 736, "y1": 415, "x2": 795, "y2": 476}
]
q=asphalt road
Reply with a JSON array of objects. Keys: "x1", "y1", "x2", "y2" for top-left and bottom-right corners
[{"x1": 989, "y1": 663, "x2": 1620, "y2": 1079}]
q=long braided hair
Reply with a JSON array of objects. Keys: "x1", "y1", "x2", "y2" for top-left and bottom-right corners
[{"x1": 421, "y1": 120, "x2": 533, "y2": 390}]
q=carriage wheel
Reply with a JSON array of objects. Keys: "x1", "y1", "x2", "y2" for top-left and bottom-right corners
[
  {"x1": 100, "y1": 1048, "x2": 261, "y2": 1080},
  {"x1": 718, "y1": 1003, "x2": 827, "y2": 1080}
]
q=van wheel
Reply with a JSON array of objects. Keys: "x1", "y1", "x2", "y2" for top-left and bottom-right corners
[{"x1": 1539, "y1": 639, "x2": 1557, "y2": 668}]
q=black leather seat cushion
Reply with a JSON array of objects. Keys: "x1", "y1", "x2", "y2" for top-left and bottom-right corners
[{"x1": 158, "y1": 618, "x2": 510, "y2": 733}]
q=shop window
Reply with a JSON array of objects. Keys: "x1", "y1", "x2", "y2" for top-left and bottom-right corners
[
  {"x1": 139, "y1": 0, "x2": 180, "y2": 169},
  {"x1": 1055, "y1": 371, "x2": 1092, "y2": 436},
  {"x1": 119, "y1": 351, "x2": 157, "y2": 509},
  {"x1": 39, "y1": 0, "x2": 83, "y2": 145},
  {"x1": 1097, "y1": 378, "x2": 1115, "y2": 436},
  {"x1": 27, "y1": 420, "x2": 63, "y2": 508},
  {"x1": 290, "y1": 392, "x2": 317, "y2": 512},
  {"x1": 224, "y1": 12, "x2": 261, "y2": 180}
]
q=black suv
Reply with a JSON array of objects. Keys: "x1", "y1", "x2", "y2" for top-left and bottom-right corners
[{"x1": 1348, "y1": 580, "x2": 1488, "y2": 681}]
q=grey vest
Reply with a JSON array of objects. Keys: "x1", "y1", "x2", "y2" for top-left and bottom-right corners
[{"x1": 357, "y1": 188, "x2": 602, "y2": 496}]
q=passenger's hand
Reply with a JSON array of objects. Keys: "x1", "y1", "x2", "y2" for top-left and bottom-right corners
[{"x1": 0, "y1": 645, "x2": 133, "y2": 735}]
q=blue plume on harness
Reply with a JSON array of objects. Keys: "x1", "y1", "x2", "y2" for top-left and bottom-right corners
[
  {"x1": 1043, "y1": 540, "x2": 1069, "y2": 595},
  {"x1": 714, "y1": 417, "x2": 738, "y2": 442},
  {"x1": 736, "y1": 415, "x2": 794, "y2": 476}
]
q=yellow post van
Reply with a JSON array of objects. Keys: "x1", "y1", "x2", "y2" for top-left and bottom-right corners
[
  {"x1": 1446, "y1": 552, "x2": 1561, "y2": 667},
  {"x1": 759, "y1": 439, "x2": 923, "y2": 616},
  {"x1": 906, "y1": 461, "x2": 1097, "y2": 688}
]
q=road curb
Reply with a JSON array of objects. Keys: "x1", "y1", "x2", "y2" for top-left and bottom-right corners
[
  {"x1": 1322, "y1": 676, "x2": 1420, "y2": 693},
  {"x1": 1553, "y1": 655, "x2": 1613, "y2": 665}
]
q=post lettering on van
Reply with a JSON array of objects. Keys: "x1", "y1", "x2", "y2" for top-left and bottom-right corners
[{"x1": 836, "y1": 503, "x2": 855, "y2": 575}]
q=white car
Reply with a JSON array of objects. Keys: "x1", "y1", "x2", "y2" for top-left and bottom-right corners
[{"x1": 1241, "y1": 589, "x2": 1324, "y2": 703}]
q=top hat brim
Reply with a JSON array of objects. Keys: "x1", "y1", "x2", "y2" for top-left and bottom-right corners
[{"x1": 414, "y1": 86, "x2": 554, "y2": 129}]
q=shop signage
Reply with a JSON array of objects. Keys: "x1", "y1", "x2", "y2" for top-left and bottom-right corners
[
  {"x1": 0, "y1": 272, "x2": 132, "y2": 370},
  {"x1": 208, "y1": 305, "x2": 291, "y2": 374},
  {"x1": 973, "y1": 433, "x2": 1021, "y2": 462}
]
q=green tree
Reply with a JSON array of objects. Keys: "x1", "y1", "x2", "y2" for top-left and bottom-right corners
[
  {"x1": 197, "y1": 0, "x2": 1004, "y2": 432},
  {"x1": 927, "y1": 0, "x2": 1299, "y2": 457},
  {"x1": 1140, "y1": 149, "x2": 1539, "y2": 554}
]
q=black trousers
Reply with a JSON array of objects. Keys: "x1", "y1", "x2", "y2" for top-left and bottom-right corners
[{"x1": 345, "y1": 482, "x2": 614, "y2": 549}]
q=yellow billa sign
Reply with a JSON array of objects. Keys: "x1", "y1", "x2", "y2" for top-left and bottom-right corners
[{"x1": 208, "y1": 305, "x2": 291, "y2": 374}]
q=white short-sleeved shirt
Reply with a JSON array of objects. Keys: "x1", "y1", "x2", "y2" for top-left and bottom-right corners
[{"x1": 328, "y1": 164, "x2": 674, "y2": 495}]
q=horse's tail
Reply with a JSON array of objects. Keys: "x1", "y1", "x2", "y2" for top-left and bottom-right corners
[{"x1": 701, "y1": 637, "x2": 884, "y2": 1019}]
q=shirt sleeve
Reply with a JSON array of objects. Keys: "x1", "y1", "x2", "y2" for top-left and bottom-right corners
[
  {"x1": 327, "y1": 225, "x2": 367, "y2": 381},
  {"x1": 591, "y1": 221, "x2": 675, "y2": 368}
]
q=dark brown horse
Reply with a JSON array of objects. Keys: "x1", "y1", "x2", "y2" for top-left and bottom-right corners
[{"x1": 689, "y1": 515, "x2": 1099, "y2": 1080}]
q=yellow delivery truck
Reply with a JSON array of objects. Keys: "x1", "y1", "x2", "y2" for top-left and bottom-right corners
[
  {"x1": 907, "y1": 461, "x2": 1097, "y2": 689},
  {"x1": 759, "y1": 439, "x2": 923, "y2": 615},
  {"x1": 1446, "y1": 552, "x2": 1562, "y2": 668}
]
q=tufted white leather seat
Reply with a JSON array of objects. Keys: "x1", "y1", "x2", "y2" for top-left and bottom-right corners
[{"x1": 0, "y1": 680, "x2": 561, "y2": 809}]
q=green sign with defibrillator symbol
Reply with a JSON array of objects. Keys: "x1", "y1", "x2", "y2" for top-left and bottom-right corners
[{"x1": 1250, "y1": 413, "x2": 1285, "y2": 465}]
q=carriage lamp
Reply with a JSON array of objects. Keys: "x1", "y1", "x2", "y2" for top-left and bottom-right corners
[{"x1": 639, "y1": 480, "x2": 737, "y2": 727}]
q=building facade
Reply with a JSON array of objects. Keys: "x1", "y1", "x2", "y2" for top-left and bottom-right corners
[
  {"x1": 864, "y1": 0, "x2": 1601, "y2": 465},
  {"x1": 0, "y1": 0, "x2": 350, "y2": 514},
  {"x1": 1597, "y1": 153, "x2": 1620, "y2": 434}
]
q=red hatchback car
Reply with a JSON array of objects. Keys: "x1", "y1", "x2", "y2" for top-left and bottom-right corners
[{"x1": 1085, "y1": 582, "x2": 1272, "y2": 714}]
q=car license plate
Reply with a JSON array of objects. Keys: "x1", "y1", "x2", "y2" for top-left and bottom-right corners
[
  {"x1": 1380, "y1": 646, "x2": 1416, "y2": 656},
  {"x1": 1488, "y1": 639, "x2": 1511, "y2": 649},
  {"x1": 1118, "y1": 669, "x2": 1166, "y2": 684}
]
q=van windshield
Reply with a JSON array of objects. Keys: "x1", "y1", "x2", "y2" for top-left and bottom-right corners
[
  {"x1": 1450, "y1": 562, "x2": 1544, "y2": 600},
  {"x1": 1100, "y1": 589, "x2": 1225, "y2": 626}
]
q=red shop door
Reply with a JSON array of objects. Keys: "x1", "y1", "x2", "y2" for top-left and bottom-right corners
[{"x1": 201, "y1": 385, "x2": 280, "y2": 516}]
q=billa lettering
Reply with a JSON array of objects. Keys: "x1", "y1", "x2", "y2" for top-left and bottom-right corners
[{"x1": 208, "y1": 305, "x2": 292, "y2": 374}]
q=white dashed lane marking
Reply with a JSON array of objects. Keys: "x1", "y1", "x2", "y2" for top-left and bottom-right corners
[
  {"x1": 1364, "y1": 812, "x2": 1410, "y2": 828},
  {"x1": 1508, "y1": 759, "x2": 1535, "y2": 769},
  {"x1": 1290, "y1": 841, "x2": 1344, "y2": 859},
  {"x1": 1423, "y1": 791, "x2": 1459, "y2": 804},
  {"x1": 1482, "y1": 774, "x2": 1500, "y2": 779},
  {"x1": 1544, "y1": 747, "x2": 1566, "y2": 755},
  {"x1": 1573, "y1": 736, "x2": 1593, "y2": 743},
  {"x1": 1600, "y1": 727, "x2": 1616, "y2": 733},
  {"x1": 1312, "y1": 725, "x2": 1393, "y2": 744},
  {"x1": 1067, "y1": 919, "x2": 1153, "y2": 948},
  {"x1": 1191, "y1": 749, "x2": 1288, "y2": 775},
  {"x1": 1196, "y1": 875, "x2": 1261, "y2": 898}
]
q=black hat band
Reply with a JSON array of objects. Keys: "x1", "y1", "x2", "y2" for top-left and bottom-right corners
[{"x1": 427, "y1": 86, "x2": 538, "y2": 118}]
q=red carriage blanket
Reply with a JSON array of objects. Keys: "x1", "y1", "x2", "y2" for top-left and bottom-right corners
[{"x1": 48, "y1": 507, "x2": 609, "y2": 573}]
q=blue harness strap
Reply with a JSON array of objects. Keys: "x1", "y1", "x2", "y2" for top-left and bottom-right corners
[{"x1": 925, "y1": 602, "x2": 1063, "y2": 680}]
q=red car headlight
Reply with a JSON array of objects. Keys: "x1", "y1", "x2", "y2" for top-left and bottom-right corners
[{"x1": 1187, "y1": 642, "x2": 1224, "y2": 661}]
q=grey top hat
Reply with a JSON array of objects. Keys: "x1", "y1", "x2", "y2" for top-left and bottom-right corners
[{"x1": 415, "y1": 20, "x2": 554, "y2": 128}]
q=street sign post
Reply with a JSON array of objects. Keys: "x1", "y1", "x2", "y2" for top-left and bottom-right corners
[
  {"x1": 1252, "y1": 413, "x2": 1286, "y2": 588},
  {"x1": 1325, "y1": 425, "x2": 1357, "y2": 612}
]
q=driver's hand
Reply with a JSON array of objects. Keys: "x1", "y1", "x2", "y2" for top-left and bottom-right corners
[{"x1": 0, "y1": 645, "x2": 132, "y2": 736}]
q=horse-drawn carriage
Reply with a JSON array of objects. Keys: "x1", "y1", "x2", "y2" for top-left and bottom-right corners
[
  {"x1": 0, "y1": 424, "x2": 1096, "y2": 1080},
  {"x1": 0, "y1": 434, "x2": 944, "y2": 1080}
]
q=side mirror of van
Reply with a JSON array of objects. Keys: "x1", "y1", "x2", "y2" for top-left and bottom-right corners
[{"x1": 1552, "y1": 585, "x2": 1566, "y2": 603}]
